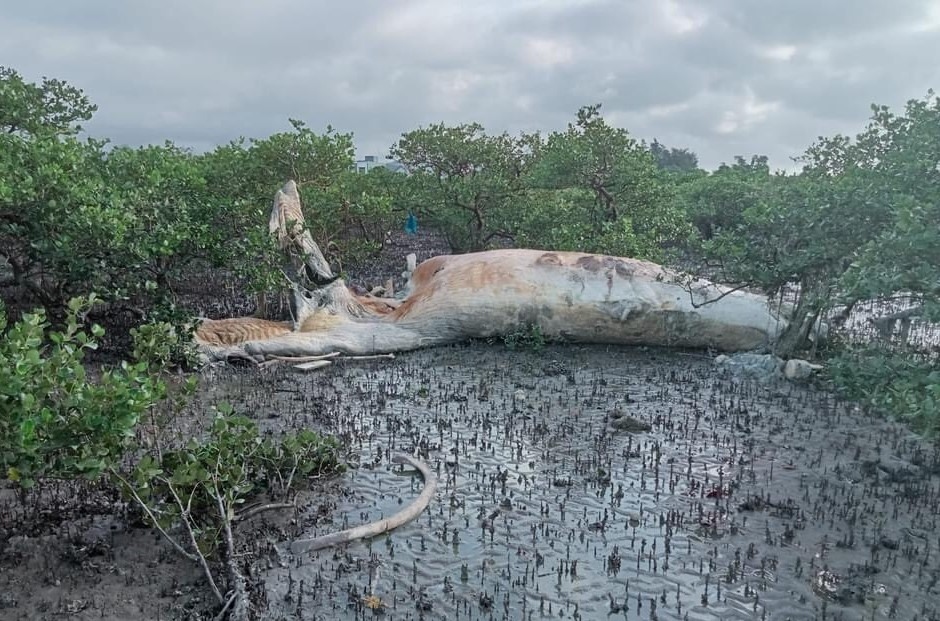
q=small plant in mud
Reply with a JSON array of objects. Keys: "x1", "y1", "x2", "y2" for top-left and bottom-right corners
[
  {"x1": 115, "y1": 403, "x2": 344, "y2": 619},
  {"x1": 501, "y1": 322, "x2": 546, "y2": 352},
  {"x1": 0, "y1": 295, "x2": 166, "y2": 491}
]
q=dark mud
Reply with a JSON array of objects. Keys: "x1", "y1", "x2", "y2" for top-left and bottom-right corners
[
  {"x1": 3, "y1": 229, "x2": 938, "y2": 620},
  {"x1": 3, "y1": 344, "x2": 939, "y2": 620},
  {"x1": 344, "y1": 228, "x2": 452, "y2": 291},
  {"x1": 0, "y1": 496, "x2": 209, "y2": 619},
  {"x1": 210, "y1": 344, "x2": 939, "y2": 621}
]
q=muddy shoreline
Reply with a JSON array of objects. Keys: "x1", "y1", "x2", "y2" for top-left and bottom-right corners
[
  {"x1": 3, "y1": 230, "x2": 939, "y2": 620},
  {"x1": 251, "y1": 343, "x2": 940, "y2": 621},
  {"x1": 3, "y1": 344, "x2": 939, "y2": 620}
]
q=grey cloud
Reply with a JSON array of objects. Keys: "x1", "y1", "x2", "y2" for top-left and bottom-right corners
[
  {"x1": 3, "y1": 1, "x2": 380, "y2": 62},
  {"x1": 1, "y1": 0, "x2": 938, "y2": 170},
  {"x1": 711, "y1": 0, "x2": 933, "y2": 43}
]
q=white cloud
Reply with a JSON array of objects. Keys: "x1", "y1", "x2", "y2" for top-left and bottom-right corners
[
  {"x1": 759, "y1": 44, "x2": 798, "y2": 61},
  {"x1": 908, "y1": 0, "x2": 940, "y2": 31},
  {"x1": 716, "y1": 89, "x2": 781, "y2": 135},
  {"x1": 646, "y1": 101, "x2": 693, "y2": 118},
  {"x1": 430, "y1": 70, "x2": 486, "y2": 112},
  {"x1": 521, "y1": 37, "x2": 576, "y2": 68},
  {"x1": 658, "y1": 0, "x2": 708, "y2": 35},
  {"x1": 0, "y1": 0, "x2": 936, "y2": 170}
]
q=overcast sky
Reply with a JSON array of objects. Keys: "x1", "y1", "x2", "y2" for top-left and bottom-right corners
[{"x1": 3, "y1": 0, "x2": 939, "y2": 170}]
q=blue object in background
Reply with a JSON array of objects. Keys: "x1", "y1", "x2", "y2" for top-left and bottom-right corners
[{"x1": 405, "y1": 213, "x2": 418, "y2": 235}]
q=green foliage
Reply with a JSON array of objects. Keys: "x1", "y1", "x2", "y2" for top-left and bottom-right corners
[
  {"x1": 829, "y1": 346, "x2": 940, "y2": 435},
  {"x1": 511, "y1": 187, "x2": 654, "y2": 259},
  {"x1": 0, "y1": 285, "x2": 345, "y2": 607},
  {"x1": 125, "y1": 403, "x2": 343, "y2": 553},
  {"x1": 816, "y1": 95, "x2": 940, "y2": 430},
  {"x1": 687, "y1": 95, "x2": 940, "y2": 356},
  {"x1": 250, "y1": 119, "x2": 354, "y2": 192},
  {"x1": 703, "y1": 174, "x2": 860, "y2": 292},
  {"x1": 104, "y1": 144, "x2": 209, "y2": 269},
  {"x1": 0, "y1": 127, "x2": 112, "y2": 307},
  {"x1": 131, "y1": 320, "x2": 201, "y2": 371},
  {"x1": 391, "y1": 123, "x2": 536, "y2": 252},
  {"x1": 510, "y1": 188, "x2": 598, "y2": 251},
  {"x1": 0, "y1": 295, "x2": 166, "y2": 489},
  {"x1": 390, "y1": 107, "x2": 690, "y2": 260},
  {"x1": 677, "y1": 156, "x2": 771, "y2": 240},
  {"x1": 0, "y1": 88, "x2": 224, "y2": 315},
  {"x1": 0, "y1": 66, "x2": 96, "y2": 137},
  {"x1": 527, "y1": 105, "x2": 687, "y2": 261},
  {"x1": 196, "y1": 137, "x2": 283, "y2": 294},
  {"x1": 0, "y1": 69, "x2": 378, "y2": 317},
  {"x1": 832, "y1": 94, "x2": 940, "y2": 320},
  {"x1": 649, "y1": 139, "x2": 700, "y2": 174},
  {"x1": 201, "y1": 120, "x2": 390, "y2": 278},
  {"x1": 310, "y1": 167, "x2": 403, "y2": 268},
  {"x1": 502, "y1": 323, "x2": 546, "y2": 352},
  {"x1": 699, "y1": 172, "x2": 885, "y2": 354}
]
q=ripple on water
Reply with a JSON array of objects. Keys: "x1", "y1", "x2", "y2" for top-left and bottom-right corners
[{"x1": 216, "y1": 344, "x2": 940, "y2": 621}]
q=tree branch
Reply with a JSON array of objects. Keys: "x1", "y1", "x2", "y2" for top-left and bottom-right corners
[
  {"x1": 680, "y1": 276, "x2": 752, "y2": 309},
  {"x1": 212, "y1": 479, "x2": 250, "y2": 621},
  {"x1": 109, "y1": 469, "x2": 198, "y2": 563},
  {"x1": 163, "y1": 478, "x2": 226, "y2": 606},
  {"x1": 233, "y1": 501, "x2": 296, "y2": 523}
]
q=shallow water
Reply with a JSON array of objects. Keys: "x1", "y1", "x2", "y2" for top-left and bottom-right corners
[{"x1": 209, "y1": 343, "x2": 940, "y2": 621}]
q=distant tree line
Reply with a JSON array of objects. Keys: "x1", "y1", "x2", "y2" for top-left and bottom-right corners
[{"x1": 1, "y1": 66, "x2": 938, "y2": 430}]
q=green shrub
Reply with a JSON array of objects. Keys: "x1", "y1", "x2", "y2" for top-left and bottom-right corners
[
  {"x1": 124, "y1": 403, "x2": 343, "y2": 553},
  {"x1": 391, "y1": 122, "x2": 533, "y2": 252},
  {"x1": 829, "y1": 346, "x2": 940, "y2": 434},
  {"x1": 0, "y1": 295, "x2": 166, "y2": 489},
  {"x1": 131, "y1": 319, "x2": 201, "y2": 371}
]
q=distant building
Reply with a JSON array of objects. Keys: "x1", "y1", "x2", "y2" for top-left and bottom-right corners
[{"x1": 353, "y1": 155, "x2": 407, "y2": 174}]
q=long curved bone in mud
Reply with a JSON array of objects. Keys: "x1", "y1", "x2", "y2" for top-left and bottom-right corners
[
  {"x1": 195, "y1": 180, "x2": 788, "y2": 362},
  {"x1": 290, "y1": 453, "x2": 437, "y2": 553}
]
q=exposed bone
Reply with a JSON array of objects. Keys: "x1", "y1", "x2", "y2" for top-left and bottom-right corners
[
  {"x1": 289, "y1": 453, "x2": 436, "y2": 553},
  {"x1": 270, "y1": 352, "x2": 341, "y2": 362},
  {"x1": 292, "y1": 360, "x2": 333, "y2": 372},
  {"x1": 341, "y1": 353, "x2": 396, "y2": 361},
  {"x1": 195, "y1": 181, "x2": 789, "y2": 361},
  {"x1": 401, "y1": 253, "x2": 417, "y2": 282}
]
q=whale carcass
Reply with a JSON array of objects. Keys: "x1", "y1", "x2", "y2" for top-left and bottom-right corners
[{"x1": 196, "y1": 181, "x2": 786, "y2": 362}]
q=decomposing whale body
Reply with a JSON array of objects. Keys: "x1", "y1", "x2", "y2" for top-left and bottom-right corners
[{"x1": 195, "y1": 181, "x2": 786, "y2": 362}]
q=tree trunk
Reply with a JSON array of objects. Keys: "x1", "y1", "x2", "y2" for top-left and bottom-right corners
[
  {"x1": 772, "y1": 282, "x2": 828, "y2": 358},
  {"x1": 773, "y1": 308, "x2": 817, "y2": 358}
]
